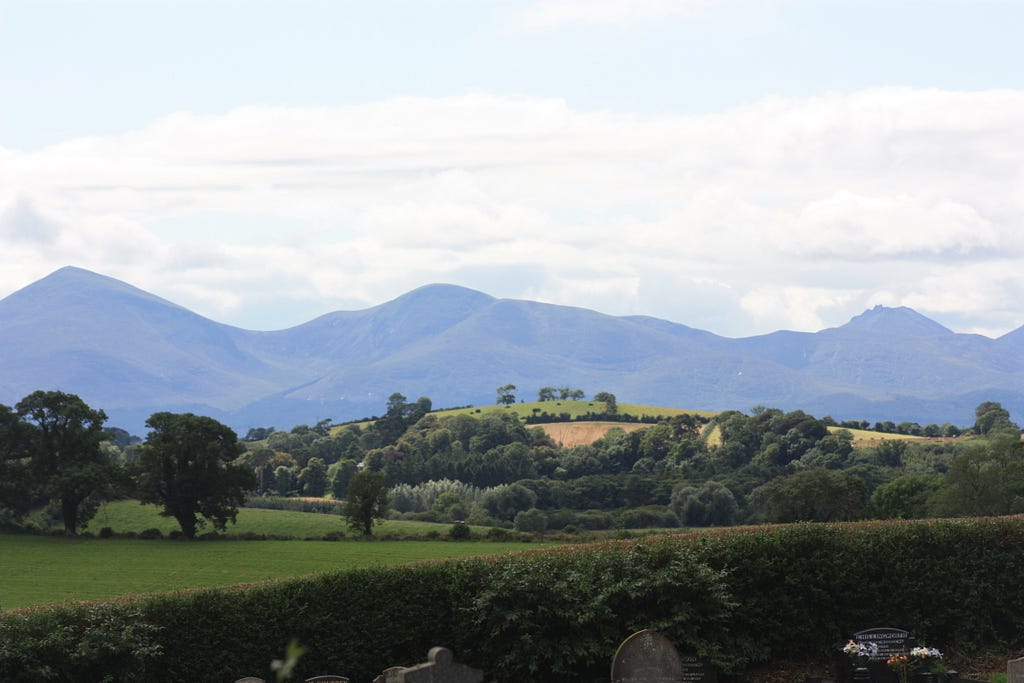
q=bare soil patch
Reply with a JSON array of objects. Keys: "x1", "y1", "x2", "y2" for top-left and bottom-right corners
[{"x1": 538, "y1": 421, "x2": 649, "y2": 447}]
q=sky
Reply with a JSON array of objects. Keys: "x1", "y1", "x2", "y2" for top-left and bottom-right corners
[{"x1": 1, "y1": 0, "x2": 1023, "y2": 338}]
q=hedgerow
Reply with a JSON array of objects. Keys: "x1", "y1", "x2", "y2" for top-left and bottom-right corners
[{"x1": 2, "y1": 516, "x2": 1023, "y2": 682}]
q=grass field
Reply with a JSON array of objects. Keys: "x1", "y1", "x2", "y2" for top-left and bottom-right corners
[
  {"x1": 86, "y1": 500, "x2": 458, "y2": 538},
  {"x1": 0, "y1": 534, "x2": 548, "y2": 610},
  {"x1": 434, "y1": 401, "x2": 715, "y2": 421}
]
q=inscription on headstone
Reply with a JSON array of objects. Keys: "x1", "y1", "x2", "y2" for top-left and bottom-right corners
[
  {"x1": 679, "y1": 654, "x2": 717, "y2": 683},
  {"x1": 853, "y1": 627, "x2": 910, "y2": 660},
  {"x1": 611, "y1": 629, "x2": 684, "y2": 683},
  {"x1": 1008, "y1": 656, "x2": 1024, "y2": 683}
]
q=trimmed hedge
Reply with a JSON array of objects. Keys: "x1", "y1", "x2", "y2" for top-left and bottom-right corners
[{"x1": 3, "y1": 517, "x2": 1024, "y2": 681}]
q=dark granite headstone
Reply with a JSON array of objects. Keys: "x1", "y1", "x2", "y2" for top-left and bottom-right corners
[{"x1": 611, "y1": 629, "x2": 684, "y2": 683}]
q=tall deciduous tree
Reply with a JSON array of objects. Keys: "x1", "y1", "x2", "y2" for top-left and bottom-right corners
[
  {"x1": 496, "y1": 384, "x2": 517, "y2": 405},
  {"x1": 0, "y1": 403, "x2": 33, "y2": 518},
  {"x1": 136, "y1": 412, "x2": 255, "y2": 538},
  {"x1": 17, "y1": 390, "x2": 113, "y2": 534},
  {"x1": 343, "y1": 469, "x2": 389, "y2": 535},
  {"x1": 594, "y1": 391, "x2": 617, "y2": 414}
]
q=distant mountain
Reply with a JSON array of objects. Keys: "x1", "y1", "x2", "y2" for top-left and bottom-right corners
[{"x1": 1, "y1": 266, "x2": 1022, "y2": 434}]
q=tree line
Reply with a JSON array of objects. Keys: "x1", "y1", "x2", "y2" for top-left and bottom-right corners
[
  {"x1": 0, "y1": 391, "x2": 254, "y2": 537},
  {"x1": 4, "y1": 386, "x2": 1021, "y2": 539}
]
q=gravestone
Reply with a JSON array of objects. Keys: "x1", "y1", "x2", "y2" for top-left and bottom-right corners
[
  {"x1": 373, "y1": 646, "x2": 483, "y2": 683},
  {"x1": 610, "y1": 629, "x2": 685, "y2": 683},
  {"x1": 853, "y1": 627, "x2": 910, "y2": 660},
  {"x1": 1008, "y1": 656, "x2": 1024, "y2": 683},
  {"x1": 840, "y1": 628, "x2": 910, "y2": 683}
]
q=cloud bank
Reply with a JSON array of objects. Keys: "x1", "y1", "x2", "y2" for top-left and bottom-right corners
[{"x1": 1, "y1": 87, "x2": 1022, "y2": 337}]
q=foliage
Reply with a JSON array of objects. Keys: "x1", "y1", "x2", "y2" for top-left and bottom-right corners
[
  {"x1": 512, "y1": 507, "x2": 547, "y2": 532},
  {"x1": 343, "y1": 470, "x2": 389, "y2": 535},
  {"x1": 5, "y1": 517, "x2": 1024, "y2": 680},
  {"x1": 495, "y1": 384, "x2": 517, "y2": 405},
  {"x1": 0, "y1": 404, "x2": 33, "y2": 518},
  {"x1": 670, "y1": 480, "x2": 738, "y2": 526},
  {"x1": 593, "y1": 391, "x2": 617, "y2": 414},
  {"x1": 481, "y1": 483, "x2": 536, "y2": 521},
  {"x1": 750, "y1": 469, "x2": 868, "y2": 522},
  {"x1": 0, "y1": 603, "x2": 161, "y2": 682},
  {"x1": 135, "y1": 412, "x2": 256, "y2": 538},
  {"x1": 16, "y1": 391, "x2": 114, "y2": 534},
  {"x1": 870, "y1": 474, "x2": 943, "y2": 519}
]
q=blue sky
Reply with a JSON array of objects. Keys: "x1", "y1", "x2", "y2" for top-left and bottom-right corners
[{"x1": 2, "y1": 0, "x2": 1023, "y2": 337}]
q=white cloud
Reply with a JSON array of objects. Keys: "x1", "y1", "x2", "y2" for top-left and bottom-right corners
[{"x1": 1, "y1": 88, "x2": 1023, "y2": 336}]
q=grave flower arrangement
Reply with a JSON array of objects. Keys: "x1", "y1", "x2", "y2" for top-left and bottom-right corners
[
  {"x1": 909, "y1": 646, "x2": 945, "y2": 673},
  {"x1": 887, "y1": 646, "x2": 944, "y2": 683},
  {"x1": 842, "y1": 639, "x2": 879, "y2": 665}
]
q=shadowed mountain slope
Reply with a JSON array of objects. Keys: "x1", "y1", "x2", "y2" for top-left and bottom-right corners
[{"x1": 1, "y1": 267, "x2": 1022, "y2": 433}]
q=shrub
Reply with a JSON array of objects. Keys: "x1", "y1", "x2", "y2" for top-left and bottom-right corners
[
  {"x1": 513, "y1": 508, "x2": 547, "y2": 533},
  {"x1": 5, "y1": 517, "x2": 1024, "y2": 681},
  {"x1": 449, "y1": 522, "x2": 471, "y2": 540},
  {"x1": 98, "y1": 526, "x2": 114, "y2": 539},
  {"x1": 138, "y1": 528, "x2": 163, "y2": 540},
  {"x1": 0, "y1": 604, "x2": 161, "y2": 682}
]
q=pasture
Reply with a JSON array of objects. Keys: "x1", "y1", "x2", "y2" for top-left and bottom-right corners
[
  {"x1": 0, "y1": 534, "x2": 547, "y2": 610},
  {"x1": 87, "y1": 500, "x2": 455, "y2": 538}
]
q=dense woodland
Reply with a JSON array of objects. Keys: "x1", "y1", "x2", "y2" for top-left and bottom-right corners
[{"x1": 2, "y1": 386, "x2": 1022, "y2": 538}]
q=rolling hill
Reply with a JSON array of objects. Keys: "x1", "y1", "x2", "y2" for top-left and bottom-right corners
[{"x1": 1, "y1": 266, "x2": 1022, "y2": 433}]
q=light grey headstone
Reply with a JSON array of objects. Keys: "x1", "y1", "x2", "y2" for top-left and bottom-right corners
[
  {"x1": 1008, "y1": 656, "x2": 1024, "y2": 683},
  {"x1": 610, "y1": 629, "x2": 684, "y2": 683},
  {"x1": 377, "y1": 647, "x2": 483, "y2": 683}
]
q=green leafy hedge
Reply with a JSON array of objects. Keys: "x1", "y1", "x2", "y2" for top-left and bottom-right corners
[{"x1": 3, "y1": 517, "x2": 1024, "y2": 682}]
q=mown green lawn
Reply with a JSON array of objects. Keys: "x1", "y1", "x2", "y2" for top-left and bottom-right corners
[
  {"x1": 0, "y1": 534, "x2": 547, "y2": 610},
  {"x1": 88, "y1": 500, "x2": 455, "y2": 538}
]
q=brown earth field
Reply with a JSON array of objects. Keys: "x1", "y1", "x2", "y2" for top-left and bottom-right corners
[{"x1": 537, "y1": 421, "x2": 650, "y2": 447}]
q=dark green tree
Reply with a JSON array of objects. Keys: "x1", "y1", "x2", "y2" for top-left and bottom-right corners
[
  {"x1": 298, "y1": 456, "x2": 328, "y2": 497},
  {"x1": 928, "y1": 443, "x2": 1024, "y2": 517},
  {"x1": 870, "y1": 474, "x2": 943, "y2": 519},
  {"x1": 496, "y1": 384, "x2": 517, "y2": 405},
  {"x1": 328, "y1": 458, "x2": 358, "y2": 499},
  {"x1": 136, "y1": 412, "x2": 255, "y2": 538},
  {"x1": 593, "y1": 391, "x2": 617, "y2": 414},
  {"x1": 973, "y1": 401, "x2": 1019, "y2": 439},
  {"x1": 17, "y1": 390, "x2": 114, "y2": 534},
  {"x1": 670, "y1": 480, "x2": 738, "y2": 526},
  {"x1": 343, "y1": 469, "x2": 389, "y2": 535},
  {"x1": 751, "y1": 469, "x2": 867, "y2": 523},
  {"x1": 0, "y1": 404, "x2": 33, "y2": 518},
  {"x1": 482, "y1": 483, "x2": 536, "y2": 521},
  {"x1": 537, "y1": 386, "x2": 557, "y2": 402}
]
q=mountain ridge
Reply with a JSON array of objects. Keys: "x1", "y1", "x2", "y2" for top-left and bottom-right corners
[{"x1": 1, "y1": 266, "x2": 1021, "y2": 433}]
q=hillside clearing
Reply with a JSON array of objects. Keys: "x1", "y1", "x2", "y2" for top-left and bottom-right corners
[{"x1": 537, "y1": 421, "x2": 649, "y2": 447}]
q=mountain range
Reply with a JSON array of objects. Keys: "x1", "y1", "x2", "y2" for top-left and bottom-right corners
[{"x1": 2, "y1": 266, "x2": 1022, "y2": 435}]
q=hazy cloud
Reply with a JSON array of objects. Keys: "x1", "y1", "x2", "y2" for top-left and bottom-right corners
[{"x1": 1, "y1": 88, "x2": 1022, "y2": 336}]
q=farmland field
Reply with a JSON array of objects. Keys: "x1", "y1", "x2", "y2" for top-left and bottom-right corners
[
  {"x1": 0, "y1": 534, "x2": 548, "y2": 610},
  {"x1": 538, "y1": 420, "x2": 649, "y2": 447},
  {"x1": 85, "y1": 500, "x2": 457, "y2": 538}
]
